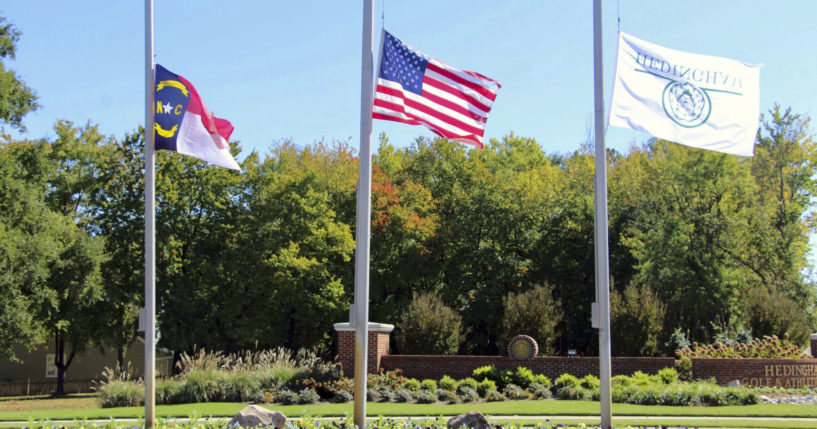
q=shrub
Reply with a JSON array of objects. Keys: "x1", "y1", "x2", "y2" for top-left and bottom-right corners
[
  {"x1": 500, "y1": 284, "x2": 562, "y2": 355},
  {"x1": 610, "y1": 283, "x2": 666, "y2": 356},
  {"x1": 374, "y1": 387, "x2": 393, "y2": 402},
  {"x1": 501, "y1": 383, "x2": 530, "y2": 400},
  {"x1": 401, "y1": 378, "x2": 421, "y2": 392},
  {"x1": 155, "y1": 378, "x2": 184, "y2": 405},
  {"x1": 457, "y1": 377, "x2": 479, "y2": 393},
  {"x1": 477, "y1": 379, "x2": 497, "y2": 397},
  {"x1": 438, "y1": 375, "x2": 458, "y2": 391},
  {"x1": 297, "y1": 388, "x2": 320, "y2": 404},
  {"x1": 664, "y1": 327, "x2": 690, "y2": 355},
  {"x1": 578, "y1": 374, "x2": 600, "y2": 390},
  {"x1": 437, "y1": 388, "x2": 459, "y2": 403},
  {"x1": 472, "y1": 365, "x2": 499, "y2": 383},
  {"x1": 97, "y1": 380, "x2": 144, "y2": 407},
  {"x1": 367, "y1": 370, "x2": 408, "y2": 391},
  {"x1": 499, "y1": 369, "x2": 514, "y2": 389},
  {"x1": 392, "y1": 389, "x2": 413, "y2": 402},
  {"x1": 553, "y1": 373, "x2": 579, "y2": 390},
  {"x1": 277, "y1": 389, "x2": 298, "y2": 405},
  {"x1": 611, "y1": 375, "x2": 631, "y2": 387},
  {"x1": 657, "y1": 367, "x2": 678, "y2": 384},
  {"x1": 512, "y1": 367, "x2": 535, "y2": 389},
  {"x1": 484, "y1": 389, "x2": 504, "y2": 401},
  {"x1": 676, "y1": 335, "x2": 808, "y2": 359},
  {"x1": 420, "y1": 379, "x2": 437, "y2": 391},
  {"x1": 555, "y1": 385, "x2": 588, "y2": 400},
  {"x1": 218, "y1": 370, "x2": 262, "y2": 402},
  {"x1": 413, "y1": 389, "x2": 436, "y2": 403},
  {"x1": 258, "y1": 367, "x2": 300, "y2": 390},
  {"x1": 180, "y1": 369, "x2": 221, "y2": 403},
  {"x1": 674, "y1": 355, "x2": 692, "y2": 381},
  {"x1": 333, "y1": 389, "x2": 353, "y2": 403},
  {"x1": 397, "y1": 293, "x2": 462, "y2": 355},
  {"x1": 527, "y1": 383, "x2": 552, "y2": 399},
  {"x1": 459, "y1": 386, "x2": 478, "y2": 402},
  {"x1": 745, "y1": 287, "x2": 811, "y2": 346},
  {"x1": 531, "y1": 374, "x2": 551, "y2": 389}
]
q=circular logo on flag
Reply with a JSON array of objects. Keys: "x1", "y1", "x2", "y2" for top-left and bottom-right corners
[{"x1": 662, "y1": 81, "x2": 711, "y2": 128}]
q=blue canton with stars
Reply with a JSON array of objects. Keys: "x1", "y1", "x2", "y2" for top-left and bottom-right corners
[{"x1": 379, "y1": 31, "x2": 429, "y2": 96}]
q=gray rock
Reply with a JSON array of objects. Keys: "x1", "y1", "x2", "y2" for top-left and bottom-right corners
[
  {"x1": 727, "y1": 380, "x2": 741, "y2": 387},
  {"x1": 228, "y1": 405, "x2": 286, "y2": 428},
  {"x1": 448, "y1": 411, "x2": 490, "y2": 429}
]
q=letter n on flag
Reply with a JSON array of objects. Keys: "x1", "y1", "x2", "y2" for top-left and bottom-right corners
[
  {"x1": 608, "y1": 32, "x2": 761, "y2": 157},
  {"x1": 372, "y1": 30, "x2": 501, "y2": 149},
  {"x1": 154, "y1": 64, "x2": 240, "y2": 170}
]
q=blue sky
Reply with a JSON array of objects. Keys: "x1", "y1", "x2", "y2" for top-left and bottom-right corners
[{"x1": 0, "y1": 1, "x2": 815, "y2": 159}]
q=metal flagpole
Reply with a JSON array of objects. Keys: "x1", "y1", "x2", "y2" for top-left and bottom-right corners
[
  {"x1": 353, "y1": 0, "x2": 375, "y2": 428},
  {"x1": 144, "y1": 0, "x2": 157, "y2": 427},
  {"x1": 592, "y1": 0, "x2": 613, "y2": 428}
]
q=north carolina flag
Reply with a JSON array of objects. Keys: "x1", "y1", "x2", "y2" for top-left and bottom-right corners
[{"x1": 154, "y1": 64, "x2": 240, "y2": 170}]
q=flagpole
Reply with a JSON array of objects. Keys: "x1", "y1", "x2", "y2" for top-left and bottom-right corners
[
  {"x1": 353, "y1": 0, "x2": 375, "y2": 427},
  {"x1": 144, "y1": 0, "x2": 156, "y2": 427},
  {"x1": 592, "y1": 0, "x2": 613, "y2": 427}
]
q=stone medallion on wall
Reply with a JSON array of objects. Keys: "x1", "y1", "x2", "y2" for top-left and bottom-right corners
[{"x1": 508, "y1": 335, "x2": 538, "y2": 360}]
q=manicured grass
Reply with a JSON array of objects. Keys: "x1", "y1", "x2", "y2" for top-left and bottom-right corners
[
  {"x1": 1, "y1": 397, "x2": 817, "y2": 423},
  {"x1": 0, "y1": 394, "x2": 99, "y2": 413}
]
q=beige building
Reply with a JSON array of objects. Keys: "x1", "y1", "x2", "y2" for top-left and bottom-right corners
[{"x1": 0, "y1": 339, "x2": 173, "y2": 395}]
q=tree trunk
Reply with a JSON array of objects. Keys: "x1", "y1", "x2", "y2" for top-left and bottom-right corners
[
  {"x1": 55, "y1": 332, "x2": 65, "y2": 395},
  {"x1": 54, "y1": 332, "x2": 76, "y2": 396}
]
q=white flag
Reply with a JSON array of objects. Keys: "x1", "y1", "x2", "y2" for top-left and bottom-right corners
[{"x1": 608, "y1": 32, "x2": 761, "y2": 157}]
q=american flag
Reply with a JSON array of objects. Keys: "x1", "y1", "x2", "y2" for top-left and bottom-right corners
[{"x1": 372, "y1": 31, "x2": 501, "y2": 149}]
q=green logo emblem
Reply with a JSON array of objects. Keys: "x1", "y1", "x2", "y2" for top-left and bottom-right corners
[{"x1": 662, "y1": 81, "x2": 711, "y2": 128}]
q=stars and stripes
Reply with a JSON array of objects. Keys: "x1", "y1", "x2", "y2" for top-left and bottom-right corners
[{"x1": 372, "y1": 31, "x2": 501, "y2": 148}]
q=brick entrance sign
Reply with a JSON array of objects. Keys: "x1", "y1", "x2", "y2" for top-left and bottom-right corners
[{"x1": 336, "y1": 325, "x2": 817, "y2": 387}]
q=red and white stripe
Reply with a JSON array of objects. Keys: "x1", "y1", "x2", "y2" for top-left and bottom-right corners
[{"x1": 373, "y1": 58, "x2": 501, "y2": 149}]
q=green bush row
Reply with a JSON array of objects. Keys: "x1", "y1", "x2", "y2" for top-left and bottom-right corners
[{"x1": 97, "y1": 364, "x2": 758, "y2": 408}]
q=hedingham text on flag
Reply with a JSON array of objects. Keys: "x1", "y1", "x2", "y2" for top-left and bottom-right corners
[{"x1": 608, "y1": 32, "x2": 761, "y2": 157}]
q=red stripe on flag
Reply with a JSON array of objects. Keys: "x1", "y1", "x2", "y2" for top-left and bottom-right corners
[
  {"x1": 427, "y1": 62, "x2": 497, "y2": 102},
  {"x1": 420, "y1": 86, "x2": 488, "y2": 123},
  {"x1": 424, "y1": 76, "x2": 492, "y2": 114},
  {"x1": 403, "y1": 97, "x2": 485, "y2": 137}
]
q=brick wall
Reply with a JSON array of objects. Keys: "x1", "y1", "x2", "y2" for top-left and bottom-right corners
[
  {"x1": 811, "y1": 334, "x2": 817, "y2": 357},
  {"x1": 380, "y1": 355, "x2": 674, "y2": 380},
  {"x1": 334, "y1": 323, "x2": 393, "y2": 378},
  {"x1": 336, "y1": 325, "x2": 817, "y2": 387}
]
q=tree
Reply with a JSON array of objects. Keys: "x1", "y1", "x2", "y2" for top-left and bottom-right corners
[
  {"x1": 0, "y1": 17, "x2": 38, "y2": 132},
  {"x1": 621, "y1": 140, "x2": 758, "y2": 344},
  {"x1": 500, "y1": 284, "x2": 562, "y2": 355},
  {"x1": 0, "y1": 139, "x2": 64, "y2": 359},
  {"x1": 40, "y1": 122, "x2": 110, "y2": 394},
  {"x1": 610, "y1": 283, "x2": 666, "y2": 356},
  {"x1": 91, "y1": 129, "x2": 146, "y2": 366},
  {"x1": 748, "y1": 106, "x2": 816, "y2": 313},
  {"x1": 396, "y1": 292, "x2": 462, "y2": 355}
]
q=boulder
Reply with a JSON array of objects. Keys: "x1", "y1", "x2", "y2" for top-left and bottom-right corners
[
  {"x1": 447, "y1": 411, "x2": 491, "y2": 429},
  {"x1": 727, "y1": 380, "x2": 741, "y2": 387},
  {"x1": 228, "y1": 405, "x2": 286, "y2": 428}
]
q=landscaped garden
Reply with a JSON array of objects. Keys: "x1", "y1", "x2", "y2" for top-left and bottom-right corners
[{"x1": 91, "y1": 347, "x2": 771, "y2": 409}]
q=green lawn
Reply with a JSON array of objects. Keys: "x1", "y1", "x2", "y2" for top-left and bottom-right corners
[{"x1": 2, "y1": 396, "x2": 817, "y2": 425}]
